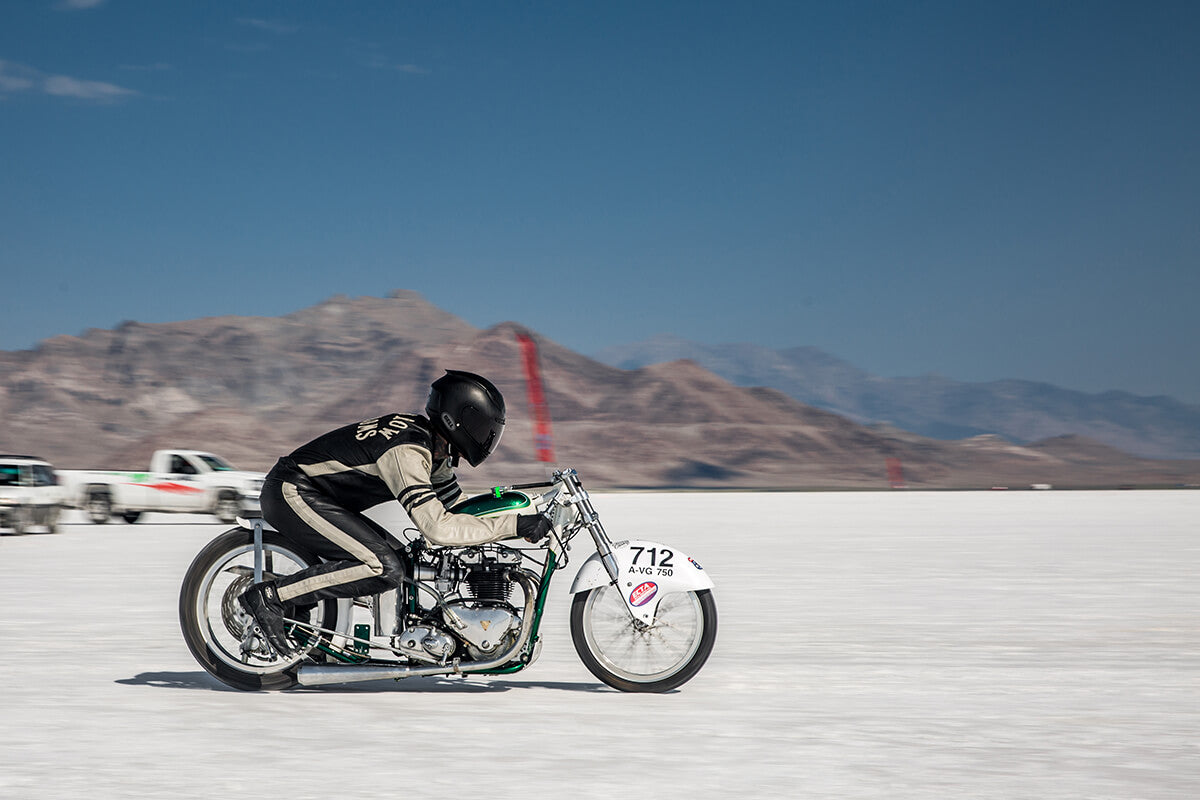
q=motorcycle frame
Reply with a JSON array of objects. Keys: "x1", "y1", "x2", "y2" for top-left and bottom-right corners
[
  {"x1": 390, "y1": 534, "x2": 562, "y2": 675},
  {"x1": 252, "y1": 468, "x2": 661, "y2": 687}
]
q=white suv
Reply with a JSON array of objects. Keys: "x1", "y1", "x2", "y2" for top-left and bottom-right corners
[{"x1": 0, "y1": 455, "x2": 64, "y2": 534}]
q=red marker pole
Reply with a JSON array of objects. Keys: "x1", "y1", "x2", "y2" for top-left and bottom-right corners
[
  {"x1": 886, "y1": 457, "x2": 906, "y2": 489},
  {"x1": 516, "y1": 333, "x2": 556, "y2": 463}
]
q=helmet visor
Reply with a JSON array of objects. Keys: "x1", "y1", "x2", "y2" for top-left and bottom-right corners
[{"x1": 461, "y1": 404, "x2": 504, "y2": 460}]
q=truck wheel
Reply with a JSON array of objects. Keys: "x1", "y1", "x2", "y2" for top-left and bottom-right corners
[
  {"x1": 122, "y1": 511, "x2": 142, "y2": 524},
  {"x1": 11, "y1": 507, "x2": 28, "y2": 536},
  {"x1": 214, "y1": 491, "x2": 241, "y2": 524},
  {"x1": 86, "y1": 489, "x2": 112, "y2": 524},
  {"x1": 46, "y1": 506, "x2": 60, "y2": 534}
]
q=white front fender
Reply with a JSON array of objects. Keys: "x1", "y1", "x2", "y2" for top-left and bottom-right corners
[{"x1": 570, "y1": 540, "x2": 715, "y2": 623}]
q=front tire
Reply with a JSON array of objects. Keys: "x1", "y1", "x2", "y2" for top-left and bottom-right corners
[
  {"x1": 570, "y1": 586, "x2": 717, "y2": 693},
  {"x1": 10, "y1": 506, "x2": 28, "y2": 536},
  {"x1": 179, "y1": 527, "x2": 336, "y2": 691}
]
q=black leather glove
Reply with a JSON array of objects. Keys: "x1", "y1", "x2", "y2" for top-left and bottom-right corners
[{"x1": 517, "y1": 513, "x2": 552, "y2": 543}]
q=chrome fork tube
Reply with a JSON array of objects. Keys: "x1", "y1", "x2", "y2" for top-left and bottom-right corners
[{"x1": 561, "y1": 470, "x2": 620, "y2": 584}]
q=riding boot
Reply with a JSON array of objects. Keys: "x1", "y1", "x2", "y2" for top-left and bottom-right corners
[{"x1": 239, "y1": 581, "x2": 293, "y2": 657}]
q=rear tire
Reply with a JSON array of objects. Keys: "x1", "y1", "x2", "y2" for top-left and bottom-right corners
[
  {"x1": 122, "y1": 511, "x2": 142, "y2": 524},
  {"x1": 86, "y1": 489, "x2": 111, "y2": 524},
  {"x1": 214, "y1": 491, "x2": 241, "y2": 524},
  {"x1": 179, "y1": 527, "x2": 337, "y2": 691},
  {"x1": 570, "y1": 586, "x2": 717, "y2": 693}
]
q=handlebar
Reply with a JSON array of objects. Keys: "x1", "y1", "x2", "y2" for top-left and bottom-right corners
[
  {"x1": 490, "y1": 468, "x2": 582, "y2": 498},
  {"x1": 491, "y1": 480, "x2": 557, "y2": 498},
  {"x1": 488, "y1": 470, "x2": 618, "y2": 584}
]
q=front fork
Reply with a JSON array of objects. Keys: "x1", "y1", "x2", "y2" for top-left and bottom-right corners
[{"x1": 557, "y1": 469, "x2": 621, "y2": 585}]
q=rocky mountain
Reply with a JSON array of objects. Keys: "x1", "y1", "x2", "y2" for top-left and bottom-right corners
[
  {"x1": 594, "y1": 335, "x2": 1200, "y2": 460},
  {"x1": 2, "y1": 292, "x2": 1197, "y2": 490}
]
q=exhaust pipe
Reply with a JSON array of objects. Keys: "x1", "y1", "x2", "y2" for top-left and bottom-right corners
[
  {"x1": 296, "y1": 662, "x2": 462, "y2": 686},
  {"x1": 295, "y1": 570, "x2": 540, "y2": 688}
]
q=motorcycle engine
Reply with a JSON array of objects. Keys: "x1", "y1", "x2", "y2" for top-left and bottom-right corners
[{"x1": 400, "y1": 544, "x2": 525, "y2": 663}]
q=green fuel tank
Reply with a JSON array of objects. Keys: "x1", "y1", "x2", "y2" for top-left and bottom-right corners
[{"x1": 450, "y1": 490, "x2": 532, "y2": 518}]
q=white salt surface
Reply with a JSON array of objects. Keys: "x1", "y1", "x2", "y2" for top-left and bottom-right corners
[{"x1": 1, "y1": 490, "x2": 1197, "y2": 799}]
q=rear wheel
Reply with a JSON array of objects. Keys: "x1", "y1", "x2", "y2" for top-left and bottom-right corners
[
  {"x1": 122, "y1": 511, "x2": 142, "y2": 524},
  {"x1": 179, "y1": 527, "x2": 337, "y2": 691},
  {"x1": 214, "y1": 491, "x2": 241, "y2": 524},
  {"x1": 570, "y1": 586, "x2": 717, "y2": 693},
  {"x1": 86, "y1": 489, "x2": 111, "y2": 524}
]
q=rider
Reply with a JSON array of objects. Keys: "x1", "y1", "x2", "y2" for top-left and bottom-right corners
[{"x1": 239, "y1": 370, "x2": 553, "y2": 656}]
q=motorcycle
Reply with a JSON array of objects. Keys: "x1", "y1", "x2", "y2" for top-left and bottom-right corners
[{"x1": 179, "y1": 468, "x2": 717, "y2": 692}]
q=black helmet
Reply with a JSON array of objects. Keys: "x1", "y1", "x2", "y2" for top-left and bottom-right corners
[{"x1": 426, "y1": 370, "x2": 506, "y2": 467}]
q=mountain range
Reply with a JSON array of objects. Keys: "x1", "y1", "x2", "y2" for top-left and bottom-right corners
[
  {"x1": 595, "y1": 335, "x2": 1200, "y2": 460},
  {"x1": 1, "y1": 291, "x2": 1197, "y2": 490}
]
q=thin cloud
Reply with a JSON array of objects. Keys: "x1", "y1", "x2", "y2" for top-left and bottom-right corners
[
  {"x1": 236, "y1": 18, "x2": 299, "y2": 35},
  {"x1": 352, "y1": 46, "x2": 430, "y2": 75},
  {"x1": 119, "y1": 62, "x2": 172, "y2": 72},
  {"x1": 360, "y1": 52, "x2": 390, "y2": 70},
  {"x1": 44, "y1": 74, "x2": 137, "y2": 101},
  {"x1": 0, "y1": 59, "x2": 137, "y2": 102},
  {"x1": 0, "y1": 60, "x2": 38, "y2": 91},
  {"x1": 225, "y1": 42, "x2": 270, "y2": 54},
  {"x1": 372, "y1": 58, "x2": 430, "y2": 75}
]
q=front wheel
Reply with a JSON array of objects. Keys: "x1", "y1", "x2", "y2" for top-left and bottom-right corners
[
  {"x1": 179, "y1": 526, "x2": 336, "y2": 690},
  {"x1": 570, "y1": 586, "x2": 717, "y2": 693}
]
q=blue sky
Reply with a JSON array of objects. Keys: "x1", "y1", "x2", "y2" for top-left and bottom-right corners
[{"x1": 2, "y1": 1, "x2": 1198, "y2": 402}]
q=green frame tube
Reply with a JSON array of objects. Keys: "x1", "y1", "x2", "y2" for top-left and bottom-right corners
[{"x1": 473, "y1": 549, "x2": 558, "y2": 675}]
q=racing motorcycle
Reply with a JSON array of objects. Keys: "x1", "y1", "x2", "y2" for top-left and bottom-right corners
[{"x1": 179, "y1": 468, "x2": 717, "y2": 692}]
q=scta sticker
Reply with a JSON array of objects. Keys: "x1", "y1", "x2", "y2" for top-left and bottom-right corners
[{"x1": 629, "y1": 581, "x2": 658, "y2": 607}]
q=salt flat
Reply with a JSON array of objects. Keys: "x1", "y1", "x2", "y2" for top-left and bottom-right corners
[{"x1": 0, "y1": 490, "x2": 1197, "y2": 799}]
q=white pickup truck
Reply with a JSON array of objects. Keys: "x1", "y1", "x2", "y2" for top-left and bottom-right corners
[{"x1": 60, "y1": 449, "x2": 266, "y2": 524}]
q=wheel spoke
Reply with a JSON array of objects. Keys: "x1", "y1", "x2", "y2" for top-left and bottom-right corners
[
  {"x1": 580, "y1": 584, "x2": 706, "y2": 682},
  {"x1": 195, "y1": 541, "x2": 317, "y2": 674}
]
